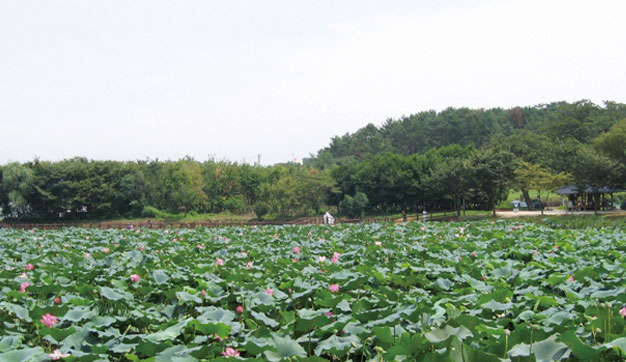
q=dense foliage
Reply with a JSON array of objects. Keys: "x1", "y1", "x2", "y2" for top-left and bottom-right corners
[
  {"x1": 2, "y1": 100, "x2": 626, "y2": 221},
  {"x1": 1, "y1": 221, "x2": 626, "y2": 361}
]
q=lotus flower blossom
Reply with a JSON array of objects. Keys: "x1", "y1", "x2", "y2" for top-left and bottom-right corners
[
  {"x1": 331, "y1": 252, "x2": 340, "y2": 263},
  {"x1": 41, "y1": 313, "x2": 59, "y2": 328},
  {"x1": 236, "y1": 305, "x2": 243, "y2": 314},
  {"x1": 471, "y1": 251, "x2": 477, "y2": 257},
  {"x1": 130, "y1": 274, "x2": 140, "y2": 282},
  {"x1": 374, "y1": 241, "x2": 382, "y2": 246},
  {"x1": 292, "y1": 258, "x2": 298, "y2": 263},
  {"x1": 620, "y1": 307, "x2": 626, "y2": 317},
  {"x1": 216, "y1": 258, "x2": 224, "y2": 266},
  {"x1": 325, "y1": 311, "x2": 334, "y2": 317},
  {"x1": 49, "y1": 349, "x2": 70, "y2": 360},
  {"x1": 318, "y1": 256, "x2": 327, "y2": 262},
  {"x1": 201, "y1": 290, "x2": 206, "y2": 297},
  {"x1": 247, "y1": 261, "x2": 254, "y2": 269},
  {"x1": 265, "y1": 288, "x2": 273, "y2": 296},
  {"x1": 222, "y1": 347, "x2": 240, "y2": 357},
  {"x1": 101, "y1": 247, "x2": 110, "y2": 253},
  {"x1": 241, "y1": 251, "x2": 248, "y2": 257},
  {"x1": 19, "y1": 282, "x2": 30, "y2": 293},
  {"x1": 25, "y1": 263, "x2": 34, "y2": 270},
  {"x1": 329, "y1": 284, "x2": 340, "y2": 293},
  {"x1": 84, "y1": 253, "x2": 92, "y2": 258},
  {"x1": 54, "y1": 297, "x2": 61, "y2": 304},
  {"x1": 293, "y1": 246, "x2": 301, "y2": 254},
  {"x1": 420, "y1": 226, "x2": 426, "y2": 231},
  {"x1": 19, "y1": 272, "x2": 28, "y2": 278},
  {"x1": 568, "y1": 275, "x2": 574, "y2": 282},
  {"x1": 139, "y1": 245, "x2": 145, "y2": 251}
]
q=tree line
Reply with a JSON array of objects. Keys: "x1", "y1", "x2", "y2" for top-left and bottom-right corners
[{"x1": 2, "y1": 100, "x2": 625, "y2": 221}]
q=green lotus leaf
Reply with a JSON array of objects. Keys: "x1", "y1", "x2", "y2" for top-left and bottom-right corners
[
  {"x1": 0, "y1": 347, "x2": 47, "y2": 362},
  {"x1": 100, "y1": 286, "x2": 133, "y2": 301},
  {"x1": 264, "y1": 334, "x2": 307, "y2": 361}
]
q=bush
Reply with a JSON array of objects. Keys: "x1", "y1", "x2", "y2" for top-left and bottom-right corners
[
  {"x1": 223, "y1": 196, "x2": 246, "y2": 214},
  {"x1": 339, "y1": 192, "x2": 369, "y2": 218},
  {"x1": 141, "y1": 205, "x2": 161, "y2": 218},
  {"x1": 254, "y1": 201, "x2": 270, "y2": 220}
]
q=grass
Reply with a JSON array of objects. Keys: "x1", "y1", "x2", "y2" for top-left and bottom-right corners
[
  {"x1": 504, "y1": 213, "x2": 626, "y2": 229},
  {"x1": 497, "y1": 189, "x2": 563, "y2": 209}
]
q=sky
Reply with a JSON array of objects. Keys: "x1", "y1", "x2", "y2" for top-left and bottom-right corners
[{"x1": 2, "y1": 0, "x2": 625, "y2": 165}]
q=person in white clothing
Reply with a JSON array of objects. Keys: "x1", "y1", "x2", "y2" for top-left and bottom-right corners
[{"x1": 323, "y1": 212, "x2": 335, "y2": 225}]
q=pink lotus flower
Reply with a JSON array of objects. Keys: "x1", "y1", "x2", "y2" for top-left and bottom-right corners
[
  {"x1": 307, "y1": 231, "x2": 312, "y2": 236},
  {"x1": 139, "y1": 245, "x2": 145, "y2": 251},
  {"x1": 41, "y1": 313, "x2": 59, "y2": 328},
  {"x1": 458, "y1": 257, "x2": 462, "y2": 261},
  {"x1": 325, "y1": 311, "x2": 334, "y2": 317},
  {"x1": 329, "y1": 284, "x2": 340, "y2": 293},
  {"x1": 553, "y1": 245, "x2": 559, "y2": 250},
  {"x1": 130, "y1": 274, "x2": 140, "y2": 282},
  {"x1": 49, "y1": 349, "x2": 70, "y2": 360},
  {"x1": 216, "y1": 258, "x2": 224, "y2": 266},
  {"x1": 620, "y1": 307, "x2": 626, "y2": 317},
  {"x1": 197, "y1": 244, "x2": 205, "y2": 250},
  {"x1": 293, "y1": 246, "x2": 301, "y2": 254},
  {"x1": 222, "y1": 347, "x2": 240, "y2": 357},
  {"x1": 114, "y1": 243, "x2": 119, "y2": 248},
  {"x1": 102, "y1": 247, "x2": 110, "y2": 253},
  {"x1": 19, "y1": 272, "x2": 28, "y2": 278},
  {"x1": 420, "y1": 226, "x2": 426, "y2": 231},
  {"x1": 179, "y1": 237, "x2": 183, "y2": 241},
  {"x1": 54, "y1": 297, "x2": 61, "y2": 304},
  {"x1": 84, "y1": 253, "x2": 92, "y2": 258},
  {"x1": 292, "y1": 258, "x2": 298, "y2": 263},
  {"x1": 86, "y1": 236, "x2": 90, "y2": 240},
  {"x1": 471, "y1": 252, "x2": 477, "y2": 257},
  {"x1": 25, "y1": 263, "x2": 34, "y2": 271},
  {"x1": 568, "y1": 275, "x2": 574, "y2": 282},
  {"x1": 236, "y1": 305, "x2": 243, "y2": 314},
  {"x1": 241, "y1": 251, "x2": 248, "y2": 257},
  {"x1": 265, "y1": 288, "x2": 273, "y2": 296},
  {"x1": 247, "y1": 261, "x2": 254, "y2": 269},
  {"x1": 201, "y1": 290, "x2": 206, "y2": 297},
  {"x1": 19, "y1": 282, "x2": 30, "y2": 293},
  {"x1": 481, "y1": 276, "x2": 486, "y2": 281}
]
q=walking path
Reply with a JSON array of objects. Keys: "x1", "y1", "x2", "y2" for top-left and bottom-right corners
[{"x1": 496, "y1": 209, "x2": 625, "y2": 218}]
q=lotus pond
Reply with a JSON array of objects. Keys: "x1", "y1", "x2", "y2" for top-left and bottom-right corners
[{"x1": 1, "y1": 221, "x2": 625, "y2": 361}]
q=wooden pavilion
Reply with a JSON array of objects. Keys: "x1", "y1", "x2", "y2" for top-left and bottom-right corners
[{"x1": 555, "y1": 185, "x2": 624, "y2": 211}]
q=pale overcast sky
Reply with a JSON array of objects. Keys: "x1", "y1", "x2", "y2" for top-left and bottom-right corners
[{"x1": 1, "y1": 0, "x2": 625, "y2": 165}]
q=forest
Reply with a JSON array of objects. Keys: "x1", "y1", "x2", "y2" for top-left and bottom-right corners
[{"x1": 2, "y1": 100, "x2": 626, "y2": 221}]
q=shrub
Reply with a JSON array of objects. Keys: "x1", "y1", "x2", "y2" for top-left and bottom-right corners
[{"x1": 254, "y1": 201, "x2": 270, "y2": 220}]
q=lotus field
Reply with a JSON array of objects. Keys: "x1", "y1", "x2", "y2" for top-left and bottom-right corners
[{"x1": 2, "y1": 221, "x2": 626, "y2": 361}]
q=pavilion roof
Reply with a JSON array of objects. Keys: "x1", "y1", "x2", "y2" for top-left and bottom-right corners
[{"x1": 555, "y1": 185, "x2": 625, "y2": 195}]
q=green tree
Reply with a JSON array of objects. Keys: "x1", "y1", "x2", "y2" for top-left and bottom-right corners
[
  {"x1": 514, "y1": 161, "x2": 572, "y2": 214},
  {"x1": 572, "y1": 146, "x2": 625, "y2": 214},
  {"x1": 469, "y1": 148, "x2": 515, "y2": 216},
  {"x1": 593, "y1": 118, "x2": 626, "y2": 166},
  {"x1": 0, "y1": 162, "x2": 35, "y2": 219}
]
